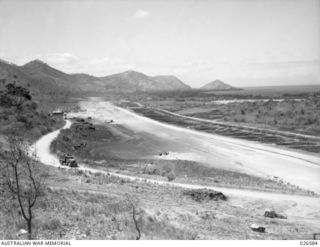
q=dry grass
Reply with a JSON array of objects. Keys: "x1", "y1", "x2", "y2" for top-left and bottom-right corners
[
  {"x1": 86, "y1": 159, "x2": 315, "y2": 196},
  {"x1": 0, "y1": 163, "x2": 318, "y2": 240}
]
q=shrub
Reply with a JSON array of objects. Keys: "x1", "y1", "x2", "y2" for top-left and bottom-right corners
[
  {"x1": 183, "y1": 189, "x2": 227, "y2": 202},
  {"x1": 16, "y1": 115, "x2": 27, "y2": 123},
  {"x1": 41, "y1": 218, "x2": 62, "y2": 231},
  {"x1": 167, "y1": 170, "x2": 176, "y2": 182},
  {"x1": 75, "y1": 169, "x2": 85, "y2": 176},
  {"x1": 30, "y1": 102, "x2": 37, "y2": 110},
  {"x1": 143, "y1": 165, "x2": 161, "y2": 175}
]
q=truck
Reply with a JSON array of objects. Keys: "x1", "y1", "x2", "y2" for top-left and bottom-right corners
[{"x1": 59, "y1": 154, "x2": 78, "y2": 168}]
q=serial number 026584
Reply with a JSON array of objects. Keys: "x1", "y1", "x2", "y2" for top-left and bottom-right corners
[{"x1": 300, "y1": 241, "x2": 318, "y2": 246}]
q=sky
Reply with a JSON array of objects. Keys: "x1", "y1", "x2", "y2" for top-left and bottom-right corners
[{"x1": 0, "y1": 0, "x2": 319, "y2": 88}]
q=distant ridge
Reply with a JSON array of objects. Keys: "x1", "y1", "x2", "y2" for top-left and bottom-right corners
[
  {"x1": 0, "y1": 58, "x2": 192, "y2": 99},
  {"x1": 0, "y1": 58, "x2": 12, "y2": 65},
  {"x1": 200, "y1": 80, "x2": 241, "y2": 91},
  {"x1": 152, "y1": 75, "x2": 191, "y2": 91},
  {"x1": 101, "y1": 70, "x2": 191, "y2": 92}
]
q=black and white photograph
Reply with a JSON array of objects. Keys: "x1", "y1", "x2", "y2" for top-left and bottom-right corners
[{"x1": 0, "y1": 0, "x2": 319, "y2": 243}]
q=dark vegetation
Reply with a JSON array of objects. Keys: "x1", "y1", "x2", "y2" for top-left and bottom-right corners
[
  {"x1": 264, "y1": 210, "x2": 287, "y2": 219},
  {"x1": 183, "y1": 189, "x2": 227, "y2": 202},
  {"x1": 221, "y1": 98, "x2": 320, "y2": 135},
  {"x1": 0, "y1": 78, "x2": 64, "y2": 141},
  {"x1": 51, "y1": 119, "x2": 118, "y2": 160}
]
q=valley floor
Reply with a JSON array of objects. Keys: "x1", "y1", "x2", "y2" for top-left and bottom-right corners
[
  {"x1": 7, "y1": 98, "x2": 316, "y2": 240},
  {"x1": 2, "y1": 97, "x2": 319, "y2": 240},
  {"x1": 68, "y1": 99, "x2": 320, "y2": 193}
]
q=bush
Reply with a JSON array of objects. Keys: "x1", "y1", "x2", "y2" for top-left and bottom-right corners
[
  {"x1": 167, "y1": 171, "x2": 176, "y2": 182},
  {"x1": 30, "y1": 102, "x2": 37, "y2": 110},
  {"x1": 143, "y1": 165, "x2": 161, "y2": 175},
  {"x1": 16, "y1": 115, "x2": 27, "y2": 123},
  {"x1": 183, "y1": 189, "x2": 227, "y2": 202},
  {"x1": 41, "y1": 218, "x2": 62, "y2": 231}
]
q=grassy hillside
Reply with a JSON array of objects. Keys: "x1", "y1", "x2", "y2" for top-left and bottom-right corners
[
  {"x1": 0, "y1": 80, "x2": 64, "y2": 142},
  {"x1": 1, "y1": 160, "x2": 317, "y2": 240}
]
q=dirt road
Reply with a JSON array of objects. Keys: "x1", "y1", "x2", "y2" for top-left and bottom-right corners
[{"x1": 30, "y1": 120, "x2": 72, "y2": 167}]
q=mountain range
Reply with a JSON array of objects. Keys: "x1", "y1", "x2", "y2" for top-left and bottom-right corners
[
  {"x1": 0, "y1": 59, "x2": 191, "y2": 99},
  {"x1": 1, "y1": 58, "x2": 241, "y2": 102},
  {"x1": 99, "y1": 70, "x2": 191, "y2": 92}
]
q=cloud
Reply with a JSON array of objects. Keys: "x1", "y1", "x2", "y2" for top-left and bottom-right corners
[
  {"x1": 133, "y1": 9, "x2": 150, "y2": 19},
  {"x1": 21, "y1": 53, "x2": 134, "y2": 76},
  {"x1": 39, "y1": 53, "x2": 78, "y2": 65}
]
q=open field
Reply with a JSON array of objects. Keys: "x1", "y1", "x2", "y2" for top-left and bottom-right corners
[
  {"x1": 205, "y1": 85, "x2": 320, "y2": 96},
  {"x1": 115, "y1": 86, "x2": 320, "y2": 138},
  {"x1": 65, "y1": 100, "x2": 320, "y2": 193},
  {"x1": 184, "y1": 98, "x2": 320, "y2": 136},
  {"x1": 2, "y1": 163, "x2": 319, "y2": 240},
  {"x1": 51, "y1": 120, "x2": 315, "y2": 196},
  {"x1": 130, "y1": 107, "x2": 320, "y2": 153}
]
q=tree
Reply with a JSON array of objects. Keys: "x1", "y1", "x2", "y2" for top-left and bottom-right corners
[
  {"x1": 125, "y1": 195, "x2": 144, "y2": 240},
  {"x1": 0, "y1": 137, "x2": 45, "y2": 239}
]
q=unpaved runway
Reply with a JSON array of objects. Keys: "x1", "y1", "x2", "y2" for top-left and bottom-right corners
[
  {"x1": 68, "y1": 100, "x2": 320, "y2": 194},
  {"x1": 156, "y1": 107, "x2": 320, "y2": 141},
  {"x1": 30, "y1": 109, "x2": 320, "y2": 225}
]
